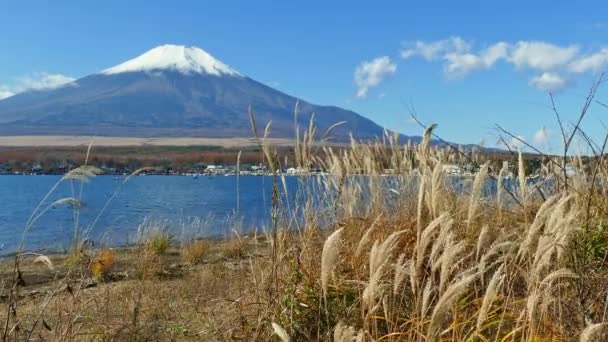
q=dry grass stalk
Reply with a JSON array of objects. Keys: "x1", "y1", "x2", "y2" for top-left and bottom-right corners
[
  {"x1": 321, "y1": 228, "x2": 344, "y2": 300},
  {"x1": 518, "y1": 150, "x2": 526, "y2": 205},
  {"x1": 467, "y1": 162, "x2": 489, "y2": 231},
  {"x1": 476, "y1": 263, "x2": 505, "y2": 332},
  {"x1": 272, "y1": 322, "x2": 290, "y2": 342},
  {"x1": 428, "y1": 271, "x2": 480, "y2": 338},
  {"x1": 580, "y1": 323, "x2": 608, "y2": 342},
  {"x1": 11, "y1": 95, "x2": 608, "y2": 340},
  {"x1": 333, "y1": 322, "x2": 356, "y2": 342}
]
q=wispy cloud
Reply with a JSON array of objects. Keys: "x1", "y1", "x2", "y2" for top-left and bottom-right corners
[
  {"x1": 528, "y1": 72, "x2": 567, "y2": 92},
  {"x1": 401, "y1": 36, "x2": 470, "y2": 61},
  {"x1": 443, "y1": 42, "x2": 509, "y2": 77},
  {"x1": 354, "y1": 56, "x2": 397, "y2": 99},
  {"x1": 569, "y1": 48, "x2": 608, "y2": 73},
  {"x1": 401, "y1": 37, "x2": 607, "y2": 91},
  {"x1": 0, "y1": 87, "x2": 14, "y2": 100},
  {"x1": 268, "y1": 80, "x2": 281, "y2": 87},
  {"x1": 16, "y1": 73, "x2": 76, "y2": 91},
  {"x1": 533, "y1": 126, "x2": 551, "y2": 146},
  {"x1": 0, "y1": 72, "x2": 76, "y2": 100},
  {"x1": 508, "y1": 135, "x2": 526, "y2": 150},
  {"x1": 508, "y1": 41, "x2": 579, "y2": 71}
]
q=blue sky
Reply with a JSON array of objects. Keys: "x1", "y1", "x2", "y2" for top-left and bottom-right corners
[{"x1": 1, "y1": 1, "x2": 608, "y2": 151}]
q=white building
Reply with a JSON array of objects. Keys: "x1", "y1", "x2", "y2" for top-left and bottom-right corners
[{"x1": 442, "y1": 163, "x2": 462, "y2": 175}]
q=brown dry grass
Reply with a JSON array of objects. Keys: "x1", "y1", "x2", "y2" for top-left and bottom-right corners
[{"x1": 4, "y1": 84, "x2": 608, "y2": 340}]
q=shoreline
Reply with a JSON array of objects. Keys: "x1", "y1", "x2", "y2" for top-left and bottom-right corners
[{"x1": 0, "y1": 135, "x2": 294, "y2": 147}]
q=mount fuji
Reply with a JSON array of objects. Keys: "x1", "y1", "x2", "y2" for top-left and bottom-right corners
[{"x1": 0, "y1": 45, "x2": 402, "y2": 140}]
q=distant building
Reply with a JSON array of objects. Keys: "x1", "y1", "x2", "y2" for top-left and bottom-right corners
[
  {"x1": 286, "y1": 167, "x2": 307, "y2": 175},
  {"x1": 565, "y1": 165, "x2": 577, "y2": 177},
  {"x1": 31, "y1": 164, "x2": 43, "y2": 173},
  {"x1": 100, "y1": 165, "x2": 116, "y2": 174},
  {"x1": 442, "y1": 163, "x2": 462, "y2": 175},
  {"x1": 251, "y1": 164, "x2": 267, "y2": 172},
  {"x1": 0, "y1": 163, "x2": 11, "y2": 174},
  {"x1": 205, "y1": 164, "x2": 227, "y2": 175},
  {"x1": 192, "y1": 162, "x2": 206, "y2": 171}
]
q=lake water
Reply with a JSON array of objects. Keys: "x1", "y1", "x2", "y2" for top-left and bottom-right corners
[
  {"x1": 0, "y1": 175, "x2": 299, "y2": 255},
  {"x1": 0, "y1": 173, "x2": 538, "y2": 256}
]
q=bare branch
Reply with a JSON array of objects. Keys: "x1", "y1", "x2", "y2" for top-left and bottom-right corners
[
  {"x1": 549, "y1": 92, "x2": 567, "y2": 147},
  {"x1": 495, "y1": 124, "x2": 564, "y2": 171}
]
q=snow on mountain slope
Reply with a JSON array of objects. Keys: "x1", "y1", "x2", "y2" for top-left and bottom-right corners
[
  {"x1": 101, "y1": 44, "x2": 241, "y2": 76},
  {"x1": 0, "y1": 44, "x2": 402, "y2": 140}
]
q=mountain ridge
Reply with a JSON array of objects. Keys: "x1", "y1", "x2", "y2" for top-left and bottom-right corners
[{"x1": 0, "y1": 45, "x2": 416, "y2": 142}]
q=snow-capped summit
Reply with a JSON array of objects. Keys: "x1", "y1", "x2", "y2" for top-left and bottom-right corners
[
  {"x1": 0, "y1": 44, "x2": 393, "y2": 141},
  {"x1": 101, "y1": 44, "x2": 241, "y2": 76}
]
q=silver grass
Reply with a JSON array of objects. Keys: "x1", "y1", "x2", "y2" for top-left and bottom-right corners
[
  {"x1": 496, "y1": 163, "x2": 507, "y2": 204},
  {"x1": 540, "y1": 268, "x2": 579, "y2": 287},
  {"x1": 271, "y1": 322, "x2": 290, "y2": 342},
  {"x1": 496, "y1": 163, "x2": 508, "y2": 222},
  {"x1": 428, "y1": 271, "x2": 480, "y2": 338},
  {"x1": 62, "y1": 165, "x2": 103, "y2": 183},
  {"x1": 476, "y1": 264, "x2": 505, "y2": 332},
  {"x1": 53, "y1": 197, "x2": 83, "y2": 209},
  {"x1": 476, "y1": 225, "x2": 494, "y2": 261},
  {"x1": 322, "y1": 228, "x2": 344, "y2": 300},
  {"x1": 467, "y1": 162, "x2": 489, "y2": 230},
  {"x1": 393, "y1": 254, "x2": 412, "y2": 295},
  {"x1": 370, "y1": 230, "x2": 405, "y2": 276},
  {"x1": 409, "y1": 258, "x2": 417, "y2": 296},
  {"x1": 416, "y1": 172, "x2": 427, "y2": 239},
  {"x1": 580, "y1": 323, "x2": 608, "y2": 342},
  {"x1": 363, "y1": 231, "x2": 405, "y2": 310},
  {"x1": 421, "y1": 278, "x2": 434, "y2": 318},
  {"x1": 33, "y1": 255, "x2": 55, "y2": 271},
  {"x1": 431, "y1": 161, "x2": 444, "y2": 218},
  {"x1": 354, "y1": 215, "x2": 382, "y2": 258},
  {"x1": 526, "y1": 289, "x2": 541, "y2": 335},
  {"x1": 418, "y1": 123, "x2": 437, "y2": 168},
  {"x1": 362, "y1": 261, "x2": 390, "y2": 311},
  {"x1": 518, "y1": 194, "x2": 562, "y2": 259},
  {"x1": 416, "y1": 214, "x2": 449, "y2": 272},
  {"x1": 518, "y1": 150, "x2": 526, "y2": 204},
  {"x1": 438, "y1": 240, "x2": 466, "y2": 293},
  {"x1": 333, "y1": 322, "x2": 355, "y2": 342},
  {"x1": 479, "y1": 241, "x2": 514, "y2": 280},
  {"x1": 429, "y1": 218, "x2": 454, "y2": 267}
]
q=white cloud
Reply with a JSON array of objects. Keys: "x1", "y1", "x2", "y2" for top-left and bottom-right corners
[
  {"x1": 533, "y1": 127, "x2": 551, "y2": 145},
  {"x1": 508, "y1": 41, "x2": 579, "y2": 71},
  {"x1": 0, "y1": 87, "x2": 14, "y2": 100},
  {"x1": 482, "y1": 42, "x2": 511, "y2": 65},
  {"x1": 443, "y1": 53, "x2": 484, "y2": 77},
  {"x1": 401, "y1": 36, "x2": 470, "y2": 61},
  {"x1": 403, "y1": 38, "x2": 579, "y2": 75},
  {"x1": 569, "y1": 48, "x2": 608, "y2": 73},
  {"x1": 16, "y1": 72, "x2": 75, "y2": 91},
  {"x1": 528, "y1": 72, "x2": 567, "y2": 92},
  {"x1": 399, "y1": 37, "x2": 608, "y2": 91},
  {"x1": 354, "y1": 56, "x2": 397, "y2": 99},
  {"x1": 443, "y1": 42, "x2": 509, "y2": 77},
  {"x1": 509, "y1": 135, "x2": 526, "y2": 150},
  {"x1": 0, "y1": 72, "x2": 75, "y2": 101}
]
